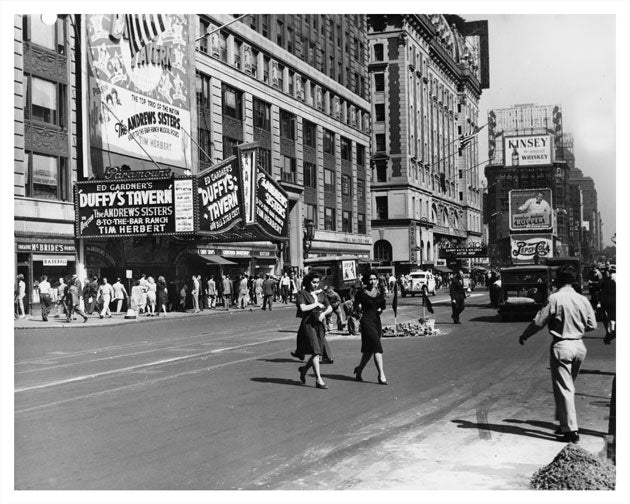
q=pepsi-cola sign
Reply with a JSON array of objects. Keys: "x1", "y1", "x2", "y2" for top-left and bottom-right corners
[{"x1": 510, "y1": 234, "x2": 553, "y2": 263}]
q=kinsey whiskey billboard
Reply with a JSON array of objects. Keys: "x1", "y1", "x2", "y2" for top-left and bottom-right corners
[
  {"x1": 75, "y1": 177, "x2": 196, "y2": 238},
  {"x1": 504, "y1": 134, "x2": 553, "y2": 167}
]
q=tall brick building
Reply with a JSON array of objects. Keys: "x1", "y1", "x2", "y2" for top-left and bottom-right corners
[{"x1": 366, "y1": 14, "x2": 489, "y2": 270}]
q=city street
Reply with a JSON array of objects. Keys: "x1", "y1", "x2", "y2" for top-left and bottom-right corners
[{"x1": 14, "y1": 289, "x2": 615, "y2": 490}]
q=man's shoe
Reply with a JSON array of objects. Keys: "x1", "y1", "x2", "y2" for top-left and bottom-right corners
[{"x1": 561, "y1": 431, "x2": 580, "y2": 443}]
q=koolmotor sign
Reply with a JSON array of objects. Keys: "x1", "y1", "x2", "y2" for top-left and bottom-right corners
[
  {"x1": 509, "y1": 188, "x2": 553, "y2": 231},
  {"x1": 511, "y1": 234, "x2": 553, "y2": 262},
  {"x1": 86, "y1": 14, "x2": 192, "y2": 176},
  {"x1": 504, "y1": 134, "x2": 553, "y2": 167},
  {"x1": 75, "y1": 177, "x2": 195, "y2": 238}
]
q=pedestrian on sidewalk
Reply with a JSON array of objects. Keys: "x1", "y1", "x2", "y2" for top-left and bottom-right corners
[
  {"x1": 206, "y1": 275, "x2": 217, "y2": 309},
  {"x1": 449, "y1": 270, "x2": 466, "y2": 324},
  {"x1": 130, "y1": 279, "x2": 144, "y2": 314},
  {"x1": 352, "y1": 270, "x2": 388, "y2": 385},
  {"x1": 156, "y1": 276, "x2": 168, "y2": 316},
  {"x1": 261, "y1": 274, "x2": 276, "y2": 311},
  {"x1": 98, "y1": 277, "x2": 114, "y2": 318},
  {"x1": 280, "y1": 272, "x2": 291, "y2": 303},
  {"x1": 237, "y1": 274, "x2": 249, "y2": 309},
  {"x1": 37, "y1": 275, "x2": 52, "y2": 321},
  {"x1": 295, "y1": 272, "x2": 332, "y2": 389},
  {"x1": 52, "y1": 277, "x2": 67, "y2": 318},
  {"x1": 191, "y1": 274, "x2": 200, "y2": 313},
  {"x1": 254, "y1": 275, "x2": 264, "y2": 306},
  {"x1": 324, "y1": 285, "x2": 345, "y2": 331},
  {"x1": 146, "y1": 276, "x2": 157, "y2": 316},
  {"x1": 112, "y1": 277, "x2": 128, "y2": 315},
  {"x1": 65, "y1": 278, "x2": 88, "y2": 323},
  {"x1": 15, "y1": 274, "x2": 26, "y2": 318},
  {"x1": 222, "y1": 275, "x2": 232, "y2": 310},
  {"x1": 518, "y1": 267, "x2": 597, "y2": 443},
  {"x1": 179, "y1": 282, "x2": 188, "y2": 312},
  {"x1": 599, "y1": 268, "x2": 616, "y2": 344},
  {"x1": 139, "y1": 274, "x2": 149, "y2": 314}
]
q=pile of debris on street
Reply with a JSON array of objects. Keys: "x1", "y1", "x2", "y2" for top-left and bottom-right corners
[{"x1": 530, "y1": 444, "x2": 615, "y2": 490}]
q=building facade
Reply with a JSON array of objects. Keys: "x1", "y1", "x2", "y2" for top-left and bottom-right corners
[
  {"x1": 485, "y1": 103, "x2": 571, "y2": 266},
  {"x1": 366, "y1": 14, "x2": 489, "y2": 271},
  {"x1": 13, "y1": 14, "x2": 373, "y2": 313}
]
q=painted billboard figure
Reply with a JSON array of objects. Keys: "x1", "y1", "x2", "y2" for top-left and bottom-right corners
[{"x1": 518, "y1": 191, "x2": 551, "y2": 215}]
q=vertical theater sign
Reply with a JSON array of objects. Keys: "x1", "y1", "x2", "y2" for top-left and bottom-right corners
[{"x1": 86, "y1": 14, "x2": 193, "y2": 177}]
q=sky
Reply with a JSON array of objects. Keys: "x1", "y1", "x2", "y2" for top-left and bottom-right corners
[{"x1": 465, "y1": 13, "x2": 618, "y2": 247}]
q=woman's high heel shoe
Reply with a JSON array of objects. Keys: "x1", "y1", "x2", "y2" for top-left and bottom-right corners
[
  {"x1": 298, "y1": 366, "x2": 307, "y2": 384},
  {"x1": 316, "y1": 381, "x2": 328, "y2": 389},
  {"x1": 378, "y1": 376, "x2": 388, "y2": 385},
  {"x1": 353, "y1": 367, "x2": 363, "y2": 382}
]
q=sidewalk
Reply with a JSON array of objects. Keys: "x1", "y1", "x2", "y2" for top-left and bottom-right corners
[{"x1": 14, "y1": 301, "x2": 295, "y2": 330}]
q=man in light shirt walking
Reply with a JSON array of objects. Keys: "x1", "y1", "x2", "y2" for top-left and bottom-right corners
[
  {"x1": 519, "y1": 267, "x2": 596, "y2": 443},
  {"x1": 37, "y1": 275, "x2": 52, "y2": 321}
]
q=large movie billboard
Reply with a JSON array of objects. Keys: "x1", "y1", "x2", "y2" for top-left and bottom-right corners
[
  {"x1": 86, "y1": 14, "x2": 192, "y2": 176},
  {"x1": 75, "y1": 177, "x2": 196, "y2": 238},
  {"x1": 511, "y1": 234, "x2": 553, "y2": 262},
  {"x1": 504, "y1": 134, "x2": 552, "y2": 167},
  {"x1": 509, "y1": 188, "x2": 553, "y2": 231}
]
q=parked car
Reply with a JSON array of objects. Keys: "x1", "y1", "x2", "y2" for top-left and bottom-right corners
[{"x1": 401, "y1": 271, "x2": 436, "y2": 297}]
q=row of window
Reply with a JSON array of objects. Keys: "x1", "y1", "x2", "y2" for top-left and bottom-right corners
[{"x1": 304, "y1": 202, "x2": 367, "y2": 234}]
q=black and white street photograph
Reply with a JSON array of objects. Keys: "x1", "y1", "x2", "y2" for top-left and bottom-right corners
[{"x1": 3, "y1": 2, "x2": 628, "y2": 503}]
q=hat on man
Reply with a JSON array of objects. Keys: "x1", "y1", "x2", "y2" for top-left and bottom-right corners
[{"x1": 17, "y1": 273, "x2": 24, "y2": 280}]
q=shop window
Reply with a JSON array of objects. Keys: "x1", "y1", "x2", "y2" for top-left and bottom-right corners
[
  {"x1": 324, "y1": 207, "x2": 336, "y2": 231},
  {"x1": 25, "y1": 152, "x2": 68, "y2": 201},
  {"x1": 303, "y1": 162, "x2": 317, "y2": 189},
  {"x1": 324, "y1": 168, "x2": 335, "y2": 193},
  {"x1": 253, "y1": 98, "x2": 270, "y2": 130},
  {"x1": 222, "y1": 84, "x2": 242, "y2": 120}
]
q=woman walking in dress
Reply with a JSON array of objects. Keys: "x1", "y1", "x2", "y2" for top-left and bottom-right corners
[
  {"x1": 156, "y1": 276, "x2": 169, "y2": 316},
  {"x1": 353, "y1": 269, "x2": 388, "y2": 385},
  {"x1": 146, "y1": 276, "x2": 157, "y2": 316},
  {"x1": 295, "y1": 272, "x2": 332, "y2": 389}
]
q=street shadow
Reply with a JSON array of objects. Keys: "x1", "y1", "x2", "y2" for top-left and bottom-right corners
[
  {"x1": 320, "y1": 373, "x2": 361, "y2": 383},
  {"x1": 256, "y1": 358, "x2": 298, "y2": 363},
  {"x1": 250, "y1": 377, "x2": 305, "y2": 387},
  {"x1": 503, "y1": 418, "x2": 608, "y2": 439},
  {"x1": 277, "y1": 330, "x2": 297, "y2": 334},
  {"x1": 580, "y1": 369, "x2": 616, "y2": 376},
  {"x1": 468, "y1": 315, "x2": 503, "y2": 323},
  {"x1": 451, "y1": 419, "x2": 559, "y2": 442}
]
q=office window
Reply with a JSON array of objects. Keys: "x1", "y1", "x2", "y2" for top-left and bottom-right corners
[
  {"x1": 25, "y1": 15, "x2": 65, "y2": 54},
  {"x1": 277, "y1": 63, "x2": 284, "y2": 90},
  {"x1": 375, "y1": 161, "x2": 387, "y2": 182},
  {"x1": 375, "y1": 103, "x2": 385, "y2": 122},
  {"x1": 357, "y1": 213, "x2": 366, "y2": 234},
  {"x1": 280, "y1": 109, "x2": 295, "y2": 140},
  {"x1": 222, "y1": 85, "x2": 242, "y2": 119},
  {"x1": 323, "y1": 129, "x2": 335, "y2": 155},
  {"x1": 197, "y1": 128, "x2": 212, "y2": 163},
  {"x1": 324, "y1": 207, "x2": 336, "y2": 231},
  {"x1": 303, "y1": 162, "x2": 317, "y2": 188},
  {"x1": 26, "y1": 75, "x2": 66, "y2": 128},
  {"x1": 305, "y1": 203, "x2": 317, "y2": 227},
  {"x1": 340, "y1": 137, "x2": 351, "y2": 161},
  {"x1": 263, "y1": 56, "x2": 270, "y2": 83},
  {"x1": 375, "y1": 134, "x2": 386, "y2": 152},
  {"x1": 374, "y1": 43, "x2": 384, "y2": 61},
  {"x1": 281, "y1": 155, "x2": 296, "y2": 183},
  {"x1": 25, "y1": 152, "x2": 68, "y2": 201},
  {"x1": 233, "y1": 39, "x2": 242, "y2": 68},
  {"x1": 287, "y1": 27, "x2": 294, "y2": 52},
  {"x1": 357, "y1": 178, "x2": 365, "y2": 200},
  {"x1": 196, "y1": 72, "x2": 211, "y2": 109},
  {"x1": 218, "y1": 31, "x2": 228, "y2": 61},
  {"x1": 341, "y1": 174, "x2": 351, "y2": 196},
  {"x1": 199, "y1": 18, "x2": 210, "y2": 53},
  {"x1": 374, "y1": 73, "x2": 385, "y2": 92},
  {"x1": 324, "y1": 168, "x2": 335, "y2": 192},
  {"x1": 262, "y1": 15, "x2": 269, "y2": 38},
  {"x1": 338, "y1": 62, "x2": 343, "y2": 84},
  {"x1": 258, "y1": 147, "x2": 271, "y2": 174},
  {"x1": 288, "y1": 70, "x2": 294, "y2": 95},
  {"x1": 342, "y1": 210, "x2": 352, "y2": 233},
  {"x1": 303, "y1": 119, "x2": 317, "y2": 148},
  {"x1": 222, "y1": 136, "x2": 239, "y2": 158},
  {"x1": 375, "y1": 196, "x2": 388, "y2": 219},
  {"x1": 356, "y1": 144, "x2": 365, "y2": 166},
  {"x1": 253, "y1": 98, "x2": 270, "y2": 130},
  {"x1": 250, "y1": 48, "x2": 259, "y2": 76},
  {"x1": 276, "y1": 20, "x2": 284, "y2": 46}
]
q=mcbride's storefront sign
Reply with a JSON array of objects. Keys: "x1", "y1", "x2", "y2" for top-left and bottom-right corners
[
  {"x1": 86, "y1": 14, "x2": 192, "y2": 175},
  {"x1": 75, "y1": 177, "x2": 196, "y2": 238}
]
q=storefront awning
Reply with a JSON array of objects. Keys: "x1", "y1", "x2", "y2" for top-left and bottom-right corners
[
  {"x1": 196, "y1": 255, "x2": 238, "y2": 266},
  {"x1": 434, "y1": 265, "x2": 453, "y2": 273}
]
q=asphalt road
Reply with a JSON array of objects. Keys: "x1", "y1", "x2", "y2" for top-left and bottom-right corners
[{"x1": 14, "y1": 290, "x2": 615, "y2": 490}]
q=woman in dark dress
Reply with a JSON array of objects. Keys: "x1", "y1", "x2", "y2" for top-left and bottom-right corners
[
  {"x1": 156, "y1": 276, "x2": 168, "y2": 316},
  {"x1": 295, "y1": 272, "x2": 332, "y2": 389},
  {"x1": 353, "y1": 269, "x2": 388, "y2": 385}
]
